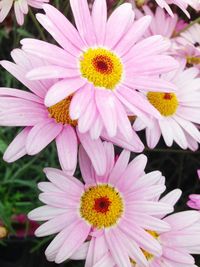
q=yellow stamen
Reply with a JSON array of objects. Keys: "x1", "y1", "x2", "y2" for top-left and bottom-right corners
[
  {"x1": 187, "y1": 56, "x2": 200, "y2": 65},
  {"x1": 48, "y1": 95, "x2": 77, "y2": 126},
  {"x1": 147, "y1": 92, "x2": 178, "y2": 116},
  {"x1": 79, "y1": 48, "x2": 123, "y2": 90},
  {"x1": 80, "y1": 184, "x2": 124, "y2": 229}
]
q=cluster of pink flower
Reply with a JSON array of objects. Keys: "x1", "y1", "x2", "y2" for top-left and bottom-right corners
[{"x1": 0, "y1": 0, "x2": 200, "y2": 266}]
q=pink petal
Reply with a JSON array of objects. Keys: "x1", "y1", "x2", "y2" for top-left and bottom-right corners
[
  {"x1": 70, "y1": 242, "x2": 90, "y2": 260},
  {"x1": 45, "y1": 78, "x2": 86, "y2": 107},
  {"x1": 43, "y1": 167, "x2": 84, "y2": 195},
  {"x1": 69, "y1": 0, "x2": 96, "y2": 46},
  {"x1": 0, "y1": 0, "x2": 13, "y2": 23},
  {"x1": 105, "y1": 3, "x2": 134, "y2": 49},
  {"x1": 0, "y1": 60, "x2": 48, "y2": 98},
  {"x1": 77, "y1": 130, "x2": 107, "y2": 176},
  {"x1": 14, "y1": 1, "x2": 24, "y2": 25},
  {"x1": 3, "y1": 127, "x2": 31, "y2": 163},
  {"x1": 35, "y1": 212, "x2": 77, "y2": 237},
  {"x1": 26, "y1": 120, "x2": 62, "y2": 155},
  {"x1": 0, "y1": 88, "x2": 43, "y2": 104},
  {"x1": 78, "y1": 145, "x2": 95, "y2": 185},
  {"x1": 21, "y1": 38, "x2": 77, "y2": 68},
  {"x1": 28, "y1": 205, "x2": 67, "y2": 221},
  {"x1": 105, "y1": 228, "x2": 132, "y2": 267},
  {"x1": 69, "y1": 85, "x2": 93, "y2": 120},
  {"x1": 109, "y1": 149, "x2": 130, "y2": 185},
  {"x1": 55, "y1": 220, "x2": 90, "y2": 263},
  {"x1": 95, "y1": 89, "x2": 117, "y2": 138},
  {"x1": 115, "y1": 15, "x2": 152, "y2": 56},
  {"x1": 92, "y1": 0, "x2": 107, "y2": 45},
  {"x1": 38, "y1": 4, "x2": 84, "y2": 54},
  {"x1": 56, "y1": 126, "x2": 78, "y2": 174}
]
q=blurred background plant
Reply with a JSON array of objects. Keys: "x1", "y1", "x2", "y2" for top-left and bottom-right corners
[{"x1": 0, "y1": 0, "x2": 199, "y2": 266}]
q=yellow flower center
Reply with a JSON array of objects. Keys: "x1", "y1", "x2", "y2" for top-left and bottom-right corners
[
  {"x1": 79, "y1": 48, "x2": 123, "y2": 90},
  {"x1": 48, "y1": 95, "x2": 77, "y2": 126},
  {"x1": 147, "y1": 92, "x2": 178, "y2": 116},
  {"x1": 131, "y1": 231, "x2": 159, "y2": 265},
  {"x1": 187, "y1": 56, "x2": 200, "y2": 65},
  {"x1": 80, "y1": 184, "x2": 124, "y2": 229}
]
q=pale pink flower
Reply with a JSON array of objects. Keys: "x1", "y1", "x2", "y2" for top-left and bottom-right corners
[
  {"x1": 148, "y1": 211, "x2": 200, "y2": 267},
  {"x1": 70, "y1": 184, "x2": 182, "y2": 267},
  {"x1": 0, "y1": 0, "x2": 49, "y2": 25},
  {"x1": 28, "y1": 142, "x2": 175, "y2": 266},
  {"x1": 79, "y1": 194, "x2": 200, "y2": 267},
  {"x1": 136, "y1": 6, "x2": 178, "y2": 39},
  {"x1": 21, "y1": 1, "x2": 178, "y2": 141},
  {"x1": 0, "y1": 49, "x2": 144, "y2": 176},
  {"x1": 134, "y1": 64, "x2": 200, "y2": 150},
  {"x1": 175, "y1": 23, "x2": 200, "y2": 68}
]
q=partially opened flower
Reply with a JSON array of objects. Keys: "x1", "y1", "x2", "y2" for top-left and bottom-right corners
[
  {"x1": 175, "y1": 23, "x2": 200, "y2": 68},
  {"x1": 28, "y1": 143, "x2": 175, "y2": 266},
  {"x1": 21, "y1": 1, "x2": 178, "y2": 141},
  {"x1": 134, "y1": 64, "x2": 200, "y2": 150},
  {"x1": 0, "y1": 49, "x2": 144, "y2": 176},
  {"x1": 0, "y1": 0, "x2": 49, "y2": 25}
]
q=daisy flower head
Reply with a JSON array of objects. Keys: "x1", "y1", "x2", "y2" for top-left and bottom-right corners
[
  {"x1": 28, "y1": 142, "x2": 176, "y2": 266},
  {"x1": 0, "y1": 0, "x2": 49, "y2": 25},
  {"x1": 134, "y1": 64, "x2": 200, "y2": 150},
  {"x1": 0, "y1": 49, "x2": 146, "y2": 176},
  {"x1": 21, "y1": 1, "x2": 179, "y2": 142},
  {"x1": 175, "y1": 23, "x2": 200, "y2": 68}
]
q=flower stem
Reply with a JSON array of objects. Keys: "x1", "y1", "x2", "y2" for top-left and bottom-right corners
[{"x1": 29, "y1": 8, "x2": 46, "y2": 41}]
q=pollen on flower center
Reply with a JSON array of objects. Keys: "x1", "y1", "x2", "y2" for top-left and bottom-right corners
[
  {"x1": 147, "y1": 92, "x2": 178, "y2": 116},
  {"x1": 187, "y1": 56, "x2": 200, "y2": 65},
  {"x1": 79, "y1": 48, "x2": 123, "y2": 90},
  {"x1": 80, "y1": 184, "x2": 124, "y2": 229},
  {"x1": 48, "y1": 95, "x2": 77, "y2": 126}
]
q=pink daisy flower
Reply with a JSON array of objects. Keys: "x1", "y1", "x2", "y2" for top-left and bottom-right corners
[
  {"x1": 175, "y1": 23, "x2": 200, "y2": 69},
  {"x1": 134, "y1": 64, "x2": 200, "y2": 150},
  {"x1": 148, "y1": 211, "x2": 200, "y2": 267},
  {"x1": 0, "y1": 0, "x2": 49, "y2": 25},
  {"x1": 136, "y1": 6, "x2": 178, "y2": 39},
  {"x1": 78, "y1": 193, "x2": 200, "y2": 267},
  {"x1": 0, "y1": 48, "x2": 145, "y2": 175},
  {"x1": 21, "y1": 1, "x2": 179, "y2": 140},
  {"x1": 28, "y1": 142, "x2": 175, "y2": 266},
  {"x1": 67, "y1": 185, "x2": 182, "y2": 267}
]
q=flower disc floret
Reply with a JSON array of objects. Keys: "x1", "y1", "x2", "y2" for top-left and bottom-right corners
[
  {"x1": 80, "y1": 48, "x2": 123, "y2": 90},
  {"x1": 147, "y1": 92, "x2": 178, "y2": 116},
  {"x1": 80, "y1": 184, "x2": 124, "y2": 228},
  {"x1": 48, "y1": 95, "x2": 77, "y2": 126}
]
